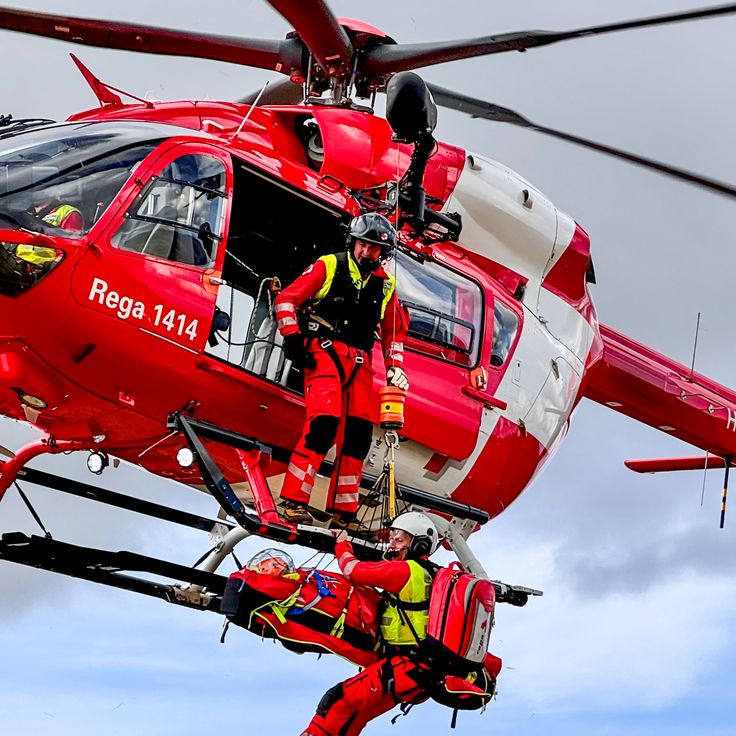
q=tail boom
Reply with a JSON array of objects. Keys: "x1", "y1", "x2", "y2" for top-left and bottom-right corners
[{"x1": 584, "y1": 324, "x2": 736, "y2": 459}]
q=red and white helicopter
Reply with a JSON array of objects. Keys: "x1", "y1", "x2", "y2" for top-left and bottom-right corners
[{"x1": 0, "y1": 0, "x2": 735, "y2": 643}]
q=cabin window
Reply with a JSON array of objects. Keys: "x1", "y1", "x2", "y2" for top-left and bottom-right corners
[
  {"x1": 393, "y1": 250, "x2": 482, "y2": 367},
  {"x1": 491, "y1": 301, "x2": 519, "y2": 367},
  {"x1": 111, "y1": 153, "x2": 227, "y2": 267}
]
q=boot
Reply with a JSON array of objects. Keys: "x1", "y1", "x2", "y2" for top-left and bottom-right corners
[{"x1": 279, "y1": 500, "x2": 312, "y2": 524}]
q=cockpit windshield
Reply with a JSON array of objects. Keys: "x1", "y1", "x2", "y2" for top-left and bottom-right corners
[{"x1": 0, "y1": 122, "x2": 179, "y2": 239}]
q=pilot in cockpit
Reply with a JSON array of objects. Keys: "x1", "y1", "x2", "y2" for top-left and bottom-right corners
[{"x1": 32, "y1": 199, "x2": 84, "y2": 232}]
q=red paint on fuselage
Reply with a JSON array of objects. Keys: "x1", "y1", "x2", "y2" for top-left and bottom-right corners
[
  {"x1": 452, "y1": 416, "x2": 548, "y2": 519},
  {"x1": 541, "y1": 222, "x2": 596, "y2": 324}
]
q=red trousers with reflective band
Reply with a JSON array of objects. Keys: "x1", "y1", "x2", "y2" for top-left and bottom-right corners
[
  {"x1": 301, "y1": 655, "x2": 429, "y2": 736},
  {"x1": 280, "y1": 341, "x2": 375, "y2": 514}
]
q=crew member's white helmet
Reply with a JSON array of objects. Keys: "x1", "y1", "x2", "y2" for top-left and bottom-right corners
[{"x1": 390, "y1": 511, "x2": 440, "y2": 556}]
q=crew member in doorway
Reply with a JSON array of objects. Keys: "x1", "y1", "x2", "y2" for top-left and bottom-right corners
[
  {"x1": 300, "y1": 512, "x2": 440, "y2": 736},
  {"x1": 274, "y1": 213, "x2": 408, "y2": 527}
]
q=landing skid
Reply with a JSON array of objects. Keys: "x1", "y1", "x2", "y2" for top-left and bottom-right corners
[
  {"x1": 0, "y1": 531, "x2": 227, "y2": 611},
  {"x1": 0, "y1": 467, "x2": 540, "y2": 607},
  {"x1": 0, "y1": 412, "x2": 541, "y2": 607}
]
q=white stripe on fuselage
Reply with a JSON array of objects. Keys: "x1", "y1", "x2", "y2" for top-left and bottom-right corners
[{"x1": 370, "y1": 152, "x2": 597, "y2": 498}]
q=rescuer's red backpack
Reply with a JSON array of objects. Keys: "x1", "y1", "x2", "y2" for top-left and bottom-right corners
[{"x1": 423, "y1": 563, "x2": 496, "y2": 675}]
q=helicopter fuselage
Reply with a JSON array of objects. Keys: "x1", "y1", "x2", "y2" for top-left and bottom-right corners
[{"x1": 0, "y1": 100, "x2": 599, "y2": 519}]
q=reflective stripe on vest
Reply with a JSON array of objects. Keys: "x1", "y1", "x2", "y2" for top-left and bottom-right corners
[
  {"x1": 380, "y1": 560, "x2": 433, "y2": 646},
  {"x1": 42, "y1": 204, "x2": 81, "y2": 228},
  {"x1": 314, "y1": 253, "x2": 396, "y2": 318}
]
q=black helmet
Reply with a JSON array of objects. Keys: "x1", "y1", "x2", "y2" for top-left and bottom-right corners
[{"x1": 348, "y1": 213, "x2": 397, "y2": 261}]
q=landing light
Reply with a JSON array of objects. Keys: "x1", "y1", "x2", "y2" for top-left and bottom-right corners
[
  {"x1": 176, "y1": 447, "x2": 194, "y2": 468},
  {"x1": 18, "y1": 392, "x2": 47, "y2": 409},
  {"x1": 87, "y1": 450, "x2": 109, "y2": 475}
]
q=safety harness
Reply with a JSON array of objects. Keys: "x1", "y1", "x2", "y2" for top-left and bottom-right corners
[
  {"x1": 302, "y1": 251, "x2": 391, "y2": 353},
  {"x1": 308, "y1": 336, "x2": 366, "y2": 391}
]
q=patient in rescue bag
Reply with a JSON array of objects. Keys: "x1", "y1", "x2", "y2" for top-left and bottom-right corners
[
  {"x1": 223, "y1": 531, "x2": 502, "y2": 734},
  {"x1": 222, "y1": 547, "x2": 382, "y2": 667}
]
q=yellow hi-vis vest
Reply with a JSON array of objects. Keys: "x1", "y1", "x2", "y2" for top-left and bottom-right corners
[
  {"x1": 314, "y1": 253, "x2": 396, "y2": 319},
  {"x1": 381, "y1": 560, "x2": 433, "y2": 647},
  {"x1": 42, "y1": 204, "x2": 81, "y2": 228}
]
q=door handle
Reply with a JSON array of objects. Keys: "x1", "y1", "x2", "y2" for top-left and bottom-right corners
[{"x1": 461, "y1": 386, "x2": 507, "y2": 411}]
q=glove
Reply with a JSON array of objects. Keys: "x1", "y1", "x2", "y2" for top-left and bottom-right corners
[
  {"x1": 386, "y1": 366, "x2": 409, "y2": 391},
  {"x1": 283, "y1": 333, "x2": 307, "y2": 368}
]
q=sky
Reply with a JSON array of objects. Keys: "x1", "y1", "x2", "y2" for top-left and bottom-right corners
[{"x1": 1, "y1": 1, "x2": 736, "y2": 734}]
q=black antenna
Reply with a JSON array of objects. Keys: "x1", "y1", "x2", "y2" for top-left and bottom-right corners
[{"x1": 720, "y1": 457, "x2": 731, "y2": 529}]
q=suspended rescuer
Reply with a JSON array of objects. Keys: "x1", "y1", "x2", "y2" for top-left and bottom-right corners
[
  {"x1": 300, "y1": 511, "x2": 441, "y2": 736},
  {"x1": 274, "y1": 213, "x2": 409, "y2": 526}
]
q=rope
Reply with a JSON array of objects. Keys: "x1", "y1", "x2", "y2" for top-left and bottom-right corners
[
  {"x1": 231, "y1": 549, "x2": 243, "y2": 571},
  {"x1": 299, "y1": 549, "x2": 329, "y2": 570},
  {"x1": 385, "y1": 430, "x2": 399, "y2": 519}
]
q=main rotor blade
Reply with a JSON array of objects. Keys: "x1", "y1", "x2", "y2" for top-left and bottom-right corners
[
  {"x1": 364, "y1": 3, "x2": 736, "y2": 77},
  {"x1": 427, "y1": 83, "x2": 736, "y2": 201},
  {"x1": 0, "y1": 7, "x2": 295, "y2": 72},
  {"x1": 266, "y1": 0, "x2": 353, "y2": 75}
]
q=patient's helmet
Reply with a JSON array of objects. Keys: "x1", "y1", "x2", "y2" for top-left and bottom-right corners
[{"x1": 246, "y1": 548, "x2": 296, "y2": 575}]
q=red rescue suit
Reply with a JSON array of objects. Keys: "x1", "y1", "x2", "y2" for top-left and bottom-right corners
[
  {"x1": 301, "y1": 540, "x2": 434, "y2": 736},
  {"x1": 274, "y1": 252, "x2": 407, "y2": 514}
]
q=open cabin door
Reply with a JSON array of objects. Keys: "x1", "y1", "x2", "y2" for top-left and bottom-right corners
[{"x1": 204, "y1": 156, "x2": 346, "y2": 391}]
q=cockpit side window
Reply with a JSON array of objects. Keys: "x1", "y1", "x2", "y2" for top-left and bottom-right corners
[
  {"x1": 111, "y1": 153, "x2": 227, "y2": 268},
  {"x1": 491, "y1": 300, "x2": 519, "y2": 367},
  {"x1": 393, "y1": 250, "x2": 483, "y2": 367}
]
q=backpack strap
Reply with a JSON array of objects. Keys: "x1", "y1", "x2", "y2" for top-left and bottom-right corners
[
  {"x1": 415, "y1": 558, "x2": 441, "y2": 578},
  {"x1": 385, "y1": 594, "x2": 430, "y2": 612}
]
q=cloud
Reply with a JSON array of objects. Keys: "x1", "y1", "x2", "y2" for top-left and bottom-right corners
[{"x1": 496, "y1": 564, "x2": 736, "y2": 712}]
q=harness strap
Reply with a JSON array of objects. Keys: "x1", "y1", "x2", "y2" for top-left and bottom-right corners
[
  {"x1": 341, "y1": 353, "x2": 364, "y2": 391},
  {"x1": 391, "y1": 702, "x2": 415, "y2": 725},
  {"x1": 318, "y1": 339, "x2": 346, "y2": 385},
  {"x1": 379, "y1": 658, "x2": 395, "y2": 696},
  {"x1": 318, "y1": 339, "x2": 365, "y2": 390},
  {"x1": 329, "y1": 583, "x2": 355, "y2": 638},
  {"x1": 396, "y1": 601, "x2": 424, "y2": 647},
  {"x1": 248, "y1": 575, "x2": 309, "y2": 626}
]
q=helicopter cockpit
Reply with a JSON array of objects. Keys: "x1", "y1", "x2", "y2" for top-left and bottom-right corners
[{"x1": 0, "y1": 122, "x2": 192, "y2": 239}]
